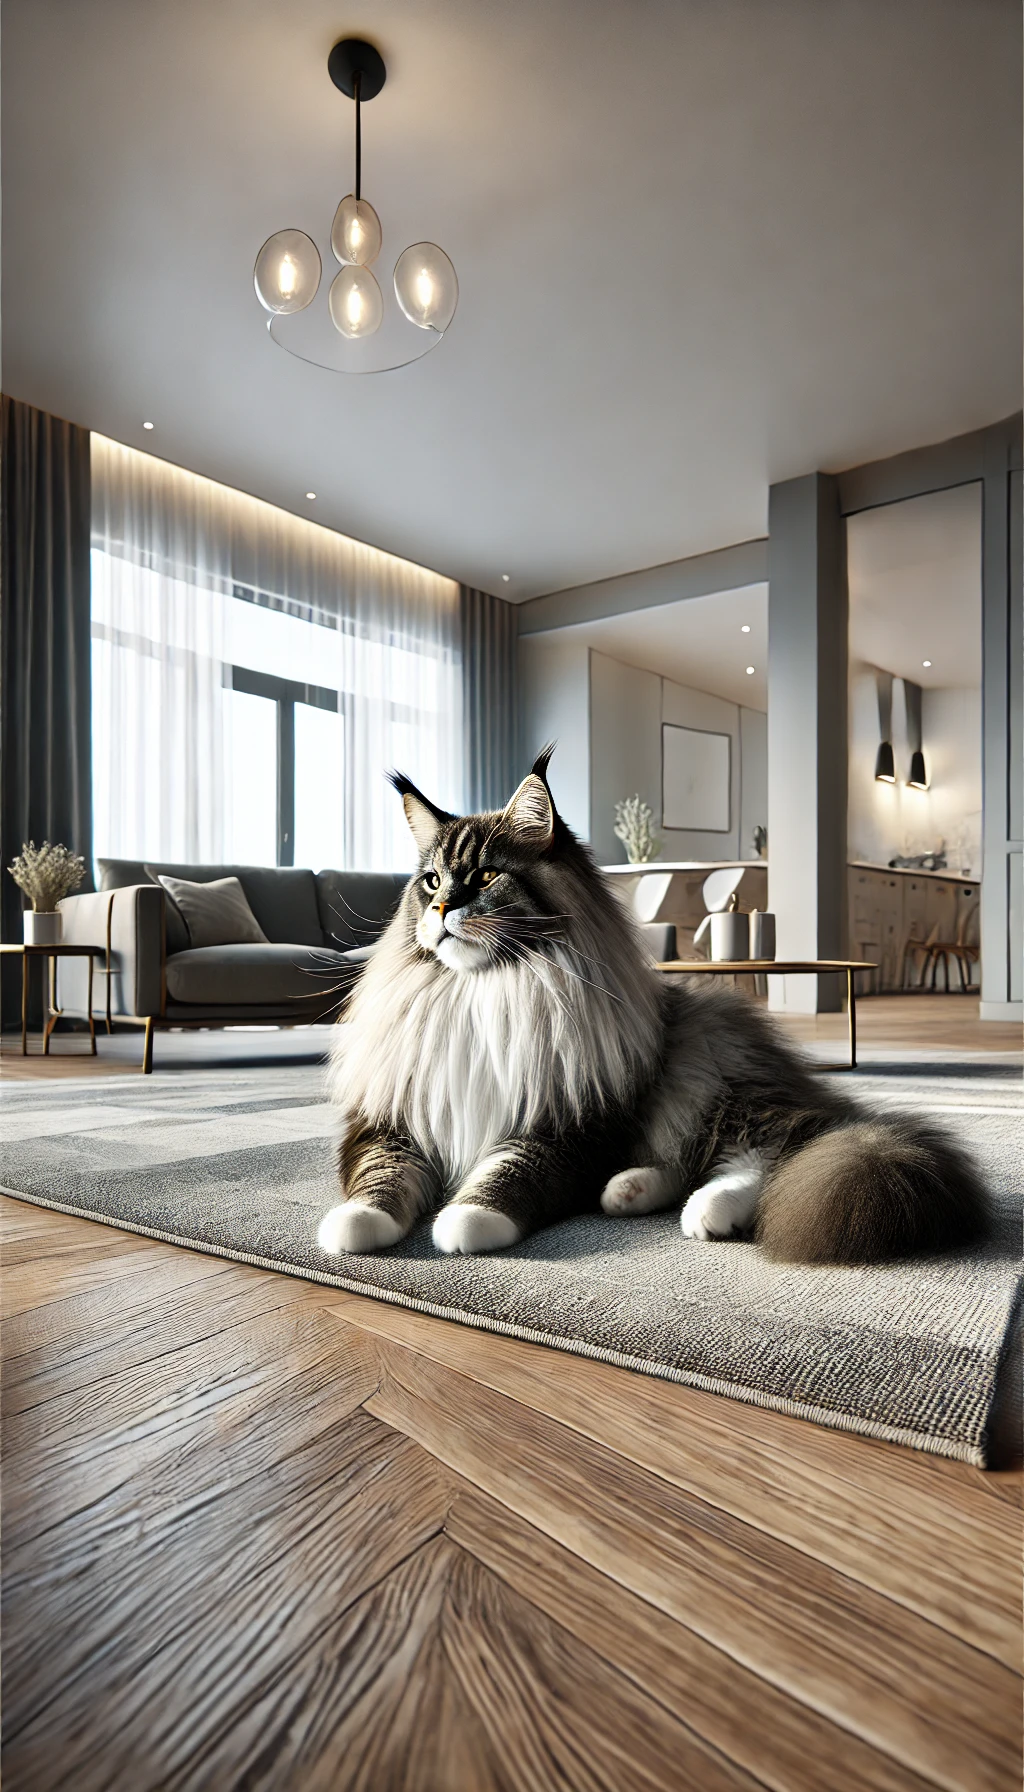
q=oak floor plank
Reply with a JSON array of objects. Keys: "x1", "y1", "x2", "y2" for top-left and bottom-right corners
[
  {"x1": 3, "y1": 1305, "x2": 381, "y2": 1552},
  {"x1": 447, "y1": 1486, "x2": 938, "y2": 1792},
  {"x1": 1, "y1": 1249, "x2": 236, "y2": 1368},
  {"x1": 4, "y1": 1414, "x2": 452, "y2": 1791},
  {"x1": 367, "y1": 1340, "x2": 1020, "y2": 1792},
  {"x1": 329, "y1": 1292, "x2": 1020, "y2": 1664},
  {"x1": 4, "y1": 1254, "x2": 338, "y2": 1416},
  {"x1": 1, "y1": 1234, "x2": 212, "y2": 1319},
  {"x1": 153, "y1": 1531, "x2": 760, "y2": 1792}
]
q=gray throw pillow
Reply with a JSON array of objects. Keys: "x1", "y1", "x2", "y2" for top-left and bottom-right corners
[{"x1": 157, "y1": 874, "x2": 269, "y2": 949}]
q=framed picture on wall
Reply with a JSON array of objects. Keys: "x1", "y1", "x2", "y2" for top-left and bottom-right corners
[{"x1": 662, "y1": 724, "x2": 731, "y2": 831}]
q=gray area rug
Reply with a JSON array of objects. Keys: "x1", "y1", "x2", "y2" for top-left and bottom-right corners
[{"x1": 3, "y1": 1057, "x2": 1021, "y2": 1465}]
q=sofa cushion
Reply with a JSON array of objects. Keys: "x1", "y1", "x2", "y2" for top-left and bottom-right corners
[
  {"x1": 164, "y1": 943, "x2": 360, "y2": 1006},
  {"x1": 157, "y1": 875, "x2": 269, "y2": 949},
  {"x1": 134, "y1": 863, "x2": 324, "y2": 949},
  {"x1": 315, "y1": 870, "x2": 407, "y2": 949}
]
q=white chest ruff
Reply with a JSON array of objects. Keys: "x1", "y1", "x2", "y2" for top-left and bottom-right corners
[{"x1": 331, "y1": 952, "x2": 643, "y2": 1185}]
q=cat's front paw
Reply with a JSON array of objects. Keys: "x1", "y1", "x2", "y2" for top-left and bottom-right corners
[
  {"x1": 601, "y1": 1167, "x2": 677, "y2": 1215},
  {"x1": 317, "y1": 1203, "x2": 404, "y2": 1254},
  {"x1": 432, "y1": 1204, "x2": 523, "y2": 1255}
]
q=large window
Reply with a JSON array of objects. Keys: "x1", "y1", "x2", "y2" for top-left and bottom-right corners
[{"x1": 90, "y1": 434, "x2": 463, "y2": 872}]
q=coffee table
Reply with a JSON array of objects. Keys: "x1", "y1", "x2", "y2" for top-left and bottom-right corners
[
  {"x1": 1, "y1": 942, "x2": 103, "y2": 1056},
  {"x1": 654, "y1": 958, "x2": 876, "y2": 1069}
]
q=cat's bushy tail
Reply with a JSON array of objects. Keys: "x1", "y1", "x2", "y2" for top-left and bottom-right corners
[{"x1": 755, "y1": 1115, "x2": 991, "y2": 1264}]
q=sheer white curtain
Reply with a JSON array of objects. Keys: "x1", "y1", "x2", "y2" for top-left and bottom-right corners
[
  {"x1": 91, "y1": 435, "x2": 462, "y2": 872},
  {"x1": 91, "y1": 436, "x2": 231, "y2": 863}
]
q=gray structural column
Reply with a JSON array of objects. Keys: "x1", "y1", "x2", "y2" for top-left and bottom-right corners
[
  {"x1": 980, "y1": 441, "x2": 1023, "y2": 1020},
  {"x1": 767, "y1": 473, "x2": 848, "y2": 1012}
]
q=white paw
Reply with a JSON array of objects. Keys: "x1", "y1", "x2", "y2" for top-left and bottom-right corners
[
  {"x1": 680, "y1": 1173, "x2": 760, "y2": 1241},
  {"x1": 600, "y1": 1167, "x2": 677, "y2": 1216},
  {"x1": 432, "y1": 1204, "x2": 523, "y2": 1255},
  {"x1": 317, "y1": 1203, "x2": 404, "y2": 1254}
]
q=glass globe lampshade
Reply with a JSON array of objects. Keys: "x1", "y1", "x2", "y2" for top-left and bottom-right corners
[
  {"x1": 253, "y1": 229, "x2": 322, "y2": 314},
  {"x1": 393, "y1": 243, "x2": 458, "y2": 332},
  {"x1": 329, "y1": 265, "x2": 384, "y2": 338},
  {"x1": 331, "y1": 195, "x2": 382, "y2": 266}
]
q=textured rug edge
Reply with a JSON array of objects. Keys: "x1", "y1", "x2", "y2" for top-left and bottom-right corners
[{"x1": 2, "y1": 1180, "x2": 1006, "y2": 1469}]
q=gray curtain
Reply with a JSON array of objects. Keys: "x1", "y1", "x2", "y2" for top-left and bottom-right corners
[
  {"x1": 460, "y1": 585, "x2": 518, "y2": 811},
  {"x1": 1, "y1": 398, "x2": 92, "y2": 1027}
]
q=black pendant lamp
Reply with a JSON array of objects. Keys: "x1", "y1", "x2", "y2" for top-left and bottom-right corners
[{"x1": 874, "y1": 671, "x2": 896, "y2": 783}]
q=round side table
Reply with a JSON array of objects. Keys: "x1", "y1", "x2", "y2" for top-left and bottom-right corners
[{"x1": 0, "y1": 943, "x2": 104, "y2": 1056}]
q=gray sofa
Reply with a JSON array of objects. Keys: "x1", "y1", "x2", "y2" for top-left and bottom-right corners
[{"x1": 57, "y1": 859, "x2": 407, "y2": 1071}]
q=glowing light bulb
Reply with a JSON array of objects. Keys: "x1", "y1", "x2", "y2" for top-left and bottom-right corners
[
  {"x1": 741, "y1": 624, "x2": 750, "y2": 633},
  {"x1": 329, "y1": 265, "x2": 383, "y2": 338},
  {"x1": 746, "y1": 666, "x2": 755, "y2": 675},
  {"x1": 253, "y1": 230, "x2": 321, "y2": 314},
  {"x1": 394, "y1": 242, "x2": 458, "y2": 332},
  {"x1": 922, "y1": 659, "x2": 932, "y2": 667},
  {"x1": 331, "y1": 195, "x2": 382, "y2": 267}
]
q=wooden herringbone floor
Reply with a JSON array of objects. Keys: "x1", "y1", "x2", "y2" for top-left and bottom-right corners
[{"x1": 1, "y1": 1194, "x2": 1020, "y2": 1791}]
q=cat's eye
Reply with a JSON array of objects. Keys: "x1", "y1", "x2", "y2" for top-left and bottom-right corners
[
  {"x1": 479, "y1": 869, "x2": 498, "y2": 886},
  {"x1": 424, "y1": 871, "x2": 441, "y2": 892}
]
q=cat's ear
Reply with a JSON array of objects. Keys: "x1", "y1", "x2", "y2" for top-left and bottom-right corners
[
  {"x1": 501, "y1": 754, "x2": 556, "y2": 850},
  {"x1": 387, "y1": 772, "x2": 453, "y2": 855}
]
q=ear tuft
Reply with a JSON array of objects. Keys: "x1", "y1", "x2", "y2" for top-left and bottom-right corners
[
  {"x1": 531, "y1": 742, "x2": 556, "y2": 783},
  {"x1": 387, "y1": 771, "x2": 454, "y2": 855},
  {"x1": 501, "y1": 772, "x2": 555, "y2": 849}
]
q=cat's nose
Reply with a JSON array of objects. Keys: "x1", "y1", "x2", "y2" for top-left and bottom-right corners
[{"x1": 432, "y1": 901, "x2": 448, "y2": 919}]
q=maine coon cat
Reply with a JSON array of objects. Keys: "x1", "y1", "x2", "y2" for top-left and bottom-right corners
[{"x1": 318, "y1": 750, "x2": 989, "y2": 1262}]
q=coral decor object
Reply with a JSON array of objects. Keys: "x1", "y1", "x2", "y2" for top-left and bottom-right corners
[{"x1": 613, "y1": 796, "x2": 661, "y2": 865}]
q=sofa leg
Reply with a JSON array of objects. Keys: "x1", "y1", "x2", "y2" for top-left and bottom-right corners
[{"x1": 141, "y1": 1017, "x2": 154, "y2": 1074}]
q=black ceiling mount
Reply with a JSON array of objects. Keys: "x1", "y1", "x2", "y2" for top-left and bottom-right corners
[{"x1": 328, "y1": 38, "x2": 387, "y2": 101}]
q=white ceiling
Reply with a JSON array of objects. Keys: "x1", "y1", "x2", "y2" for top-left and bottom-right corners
[
  {"x1": 847, "y1": 483, "x2": 982, "y2": 688},
  {"x1": 556, "y1": 586, "x2": 768, "y2": 710},
  {"x1": 2, "y1": 0, "x2": 1019, "y2": 599}
]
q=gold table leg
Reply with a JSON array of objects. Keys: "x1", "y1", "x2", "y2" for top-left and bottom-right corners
[
  {"x1": 43, "y1": 954, "x2": 60, "y2": 1055},
  {"x1": 848, "y1": 967, "x2": 857, "y2": 1069},
  {"x1": 21, "y1": 953, "x2": 28, "y2": 1055}
]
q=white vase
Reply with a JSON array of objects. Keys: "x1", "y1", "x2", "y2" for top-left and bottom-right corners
[{"x1": 24, "y1": 911, "x2": 63, "y2": 946}]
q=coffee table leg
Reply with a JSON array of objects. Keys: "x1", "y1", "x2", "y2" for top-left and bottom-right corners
[
  {"x1": 88, "y1": 954, "x2": 96, "y2": 1055},
  {"x1": 21, "y1": 954, "x2": 28, "y2": 1055},
  {"x1": 848, "y1": 968, "x2": 857, "y2": 1069},
  {"x1": 44, "y1": 954, "x2": 55, "y2": 1054}
]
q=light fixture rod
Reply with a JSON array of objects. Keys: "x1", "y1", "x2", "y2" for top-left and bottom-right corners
[{"x1": 354, "y1": 70, "x2": 362, "y2": 201}]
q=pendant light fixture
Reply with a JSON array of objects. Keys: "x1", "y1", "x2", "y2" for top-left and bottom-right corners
[
  {"x1": 874, "y1": 670, "x2": 896, "y2": 783},
  {"x1": 253, "y1": 39, "x2": 458, "y2": 374},
  {"x1": 904, "y1": 680, "x2": 929, "y2": 789}
]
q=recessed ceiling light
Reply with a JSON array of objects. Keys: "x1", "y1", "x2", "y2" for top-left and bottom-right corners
[
  {"x1": 143, "y1": 420, "x2": 154, "y2": 430},
  {"x1": 745, "y1": 666, "x2": 755, "y2": 676},
  {"x1": 922, "y1": 659, "x2": 931, "y2": 668},
  {"x1": 306, "y1": 492, "x2": 316, "y2": 500},
  {"x1": 741, "y1": 624, "x2": 750, "y2": 633},
  {"x1": 501, "y1": 573, "x2": 510, "y2": 582}
]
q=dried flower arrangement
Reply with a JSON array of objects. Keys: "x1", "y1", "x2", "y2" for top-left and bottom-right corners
[
  {"x1": 7, "y1": 840, "x2": 86, "y2": 912},
  {"x1": 613, "y1": 795, "x2": 661, "y2": 865}
]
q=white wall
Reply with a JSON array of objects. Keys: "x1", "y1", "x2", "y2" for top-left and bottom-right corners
[
  {"x1": 739, "y1": 706, "x2": 768, "y2": 856},
  {"x1": 518, "y1": 639, "x2": 769, "y2": 861},
  {"x1": 517, "y1": 633, "x2": 591, "y2": 840},
  {"x1": 588, "y1": 649, "x2": 766, "y2": 863},
  {"x1": 847, "y1": 662, "x2": 981, "y2": 874}
]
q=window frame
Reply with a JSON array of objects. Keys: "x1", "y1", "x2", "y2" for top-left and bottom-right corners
[{"x1": 228, "y1": 665, "x2": 339, "y2": 866}]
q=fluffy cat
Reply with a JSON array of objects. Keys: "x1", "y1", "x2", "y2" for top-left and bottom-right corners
[{"x1": 319, "y1": 750, "x2": 989, "y2": 1263}]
